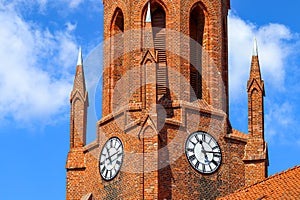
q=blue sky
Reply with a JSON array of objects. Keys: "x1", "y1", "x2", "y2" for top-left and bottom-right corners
[{"x1": 0, "y1": 0, "x2": 299, "y2": 199}]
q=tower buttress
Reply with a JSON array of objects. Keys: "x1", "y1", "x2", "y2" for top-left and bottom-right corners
[{"x1": 244, "y1": 39, "x2": 268, "y2": 186}]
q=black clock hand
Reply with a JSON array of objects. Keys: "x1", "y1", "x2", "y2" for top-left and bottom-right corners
[
  {"x1": 204, "y1": 154, "x2": 209, "y2": 163},
  {"x1": 199, "y1": 141, "x2": 207, "y2": 153},
  {"x1": 202, "y1": 150, "x2": 220, "y2": 154},
  {"x1": 110, "y1": 152, "x2": 122, "y2": 163},
  {"x1": 199, "y1": 141, "x2": 204, "y2": 149},
  {"x1": 106, "y1": 149, "x2": 112, "y2": 163},
  {"x1": 199, "y1": 141, "x2": 209, "y2": 162},
  {"x1": 106, "y1": 151, "x2": 119, "y2": 160}
]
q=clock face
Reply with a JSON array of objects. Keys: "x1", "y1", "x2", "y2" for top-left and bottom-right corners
[
  {"x1": 99, "y1": 137, "x2": 124, "y2": 181},
  {"x1": 185, "y1": 131, "x2": 222, "y2": 174}
]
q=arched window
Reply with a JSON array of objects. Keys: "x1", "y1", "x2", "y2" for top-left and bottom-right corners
[
  {"x1": 190, "y1": 4, "x2": 205, "y2": 101},
  {"x1": 111, "y1": 8, "x2": 124, "y2": 86},
  {"x1": 109, "y1": 8, "x2": 125, "y2": 112},
  {"x1": 151, "y1": 3, "x2": 166, "y2": 63},
  {"x1": 152, "y1": 6, "x2": 165, "y2": 29},
  {"x1": 150, "y1": 2, "x2": 167, "y2": 97}
]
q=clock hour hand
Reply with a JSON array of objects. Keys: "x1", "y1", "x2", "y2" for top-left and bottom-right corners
[{"x1": 204, "y1": 154, "x2": 209, "y2": 163}]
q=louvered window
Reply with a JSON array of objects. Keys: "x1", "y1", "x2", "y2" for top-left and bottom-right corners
[
  {"x1": 152, "y1": 8, "x2": 167, "y2": 96},
  {"x1": 190, "y1": 6, "x2": 204, "y2": 101}
]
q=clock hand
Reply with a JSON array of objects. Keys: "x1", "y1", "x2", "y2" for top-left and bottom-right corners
[
  {"x1": 110, "y1": 152, "x2": 122, "y2": 163},
  {"x1": 199, "y1": 141, "x2": 210, "y2": 162},
  {"x1": 106, "y1": 151, "x2": 119, "y2": 161},
  {"x1": 199, "y1": 141, "x2": 207, "y2": 153},
  {"x1": 202, "y1": 150, "x2": 220, "y2": 154},
  {"x1": 199, "y1": 141, "x2": 204, "y2": 150},
  {"x1": 106, "y1": 149, "x2": 112, "y2": 163},
  {"x1": 204, "y1": 154, "x2": 209, "y2": 163},
  {"x1": 106, "y1": 151, "x2": 122, "y2": 166}
]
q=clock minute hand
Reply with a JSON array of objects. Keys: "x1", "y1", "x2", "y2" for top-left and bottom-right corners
[
  {"x1": 110, "y1": 152, "x2": 122, "y2": 163},
  {"x1": 199, "y1": 141, "x2": 207, "y2": 154},
  {"x1": 199, "y1": 141, "x2": 209, "y2": 162},
  {"x1": 108, "y1": 151, "x2": 119, "y2": 159},
  {"x1": 202, "y1": 150, "x2": 220, "y2": 154}
]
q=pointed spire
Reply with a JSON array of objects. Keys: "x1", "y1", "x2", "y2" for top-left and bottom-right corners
[
  {"x1": 145, "y1": 1, "x2": 151, "y2": 23},
  {"x1": 77, "y1": 46, "x2": 83, "y2": 66},
  {"x1": 72, "y1": 46, "x2": 86, "y2": 93},
  {"x1": 248, "y1": 38, "x2": 264, "y2": 94},
  {"x1": 249, "y1": 38, "x2": 261, "y2": 81},
  {"x1": 252, "y1": 37, "x2": 258, "y2": 56}
]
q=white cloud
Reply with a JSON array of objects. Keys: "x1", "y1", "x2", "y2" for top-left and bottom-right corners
[
  {"x1": 265, "y1": 100, "x2": 299, "y2": 144},
  {"x1": 266, "y1": 102, "x2": 293, "y2": 127},
  {"x1": 228, "y1": 13, "x2": 294, "y2": 101},
  {"x1": 65, "y1": 22, "x2": 77, "y2": 32},
  {"x1": 1, "y1": 0, "x2": 85, "y2": 11},
  {"x1": 68, "y1": 0, "x2": 84, "y2": 9},
  {"x1": 0, "y1": 2, "x2": 77, "y2": 126}
]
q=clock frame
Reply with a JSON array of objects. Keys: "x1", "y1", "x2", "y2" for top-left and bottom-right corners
[{"x1": 185, "y1": 131, "x2": 222, "y2": 174}]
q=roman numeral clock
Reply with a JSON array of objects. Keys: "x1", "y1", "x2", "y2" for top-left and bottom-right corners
[
  {"x1": 185, "y1": 131, "x2": 222, "y2": 174},
  {"x1": 99, "y1": 137, "x2": 124, "y2": 181}
]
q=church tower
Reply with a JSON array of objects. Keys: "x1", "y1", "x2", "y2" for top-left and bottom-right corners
[{"x1": 66, "y1": 1, "x2": 268, "y2": 199}]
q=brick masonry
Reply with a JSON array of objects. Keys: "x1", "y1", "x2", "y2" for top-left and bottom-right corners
[{"x1": 66, "y1": 0, "x2": 268, "y2": 199}]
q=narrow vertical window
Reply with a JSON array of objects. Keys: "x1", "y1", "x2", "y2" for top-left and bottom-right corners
[
  {"x1": 151, "y1": 3, "x2": 166, "y2": 97},
  {"x1": 111, "y1": 8, "x2": 124, "y2": 86},
  {"x1": 190, "y1": 5, "x2": 205, "y2": 101},
  {"x1": 109, "y1": 8, "x2": 124, "y2": 112}
]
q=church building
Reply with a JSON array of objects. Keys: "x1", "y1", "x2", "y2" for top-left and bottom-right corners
[{"x1": 66, "y1": 0, "x2": 269, "y2": 199}]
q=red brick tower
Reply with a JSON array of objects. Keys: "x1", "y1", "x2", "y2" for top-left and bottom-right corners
[
  {"x1": 243, "y1": 39, "x2": 268, "y2": 186},
  {"x1": 66, "y1": 1, "x2": 268, "y2": 200}
]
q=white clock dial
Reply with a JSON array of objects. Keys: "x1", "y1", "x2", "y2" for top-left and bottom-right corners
[
  {"x1": 99, "y1": 137, "x2": 124, "y2": 181},
  {"x1": 185, "y1": 131, "x2": 222, "y2": 174}
]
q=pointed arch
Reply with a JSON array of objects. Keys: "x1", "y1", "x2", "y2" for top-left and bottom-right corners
[
  {"x1": 110, "y1": 7, "x2": 124, "y2": 87},
  {"x1": 141, "y1": 1, "x2": 166, "y2": 54},
  {"x1": 111, "y1": 7, "x2": 124, "y2": 34},
  {"x1": 142, "y1": 0, "x2": 168, "y2": 26},
  {"x1": 109, "y1": 7, "x2": 125, "y2": 112},
  {"x1": 189, "y1": 3, "x2": 206, "y2": 101},
  {"x1": 151, "y1": 2, "x2": 166, "y2": 29}
]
